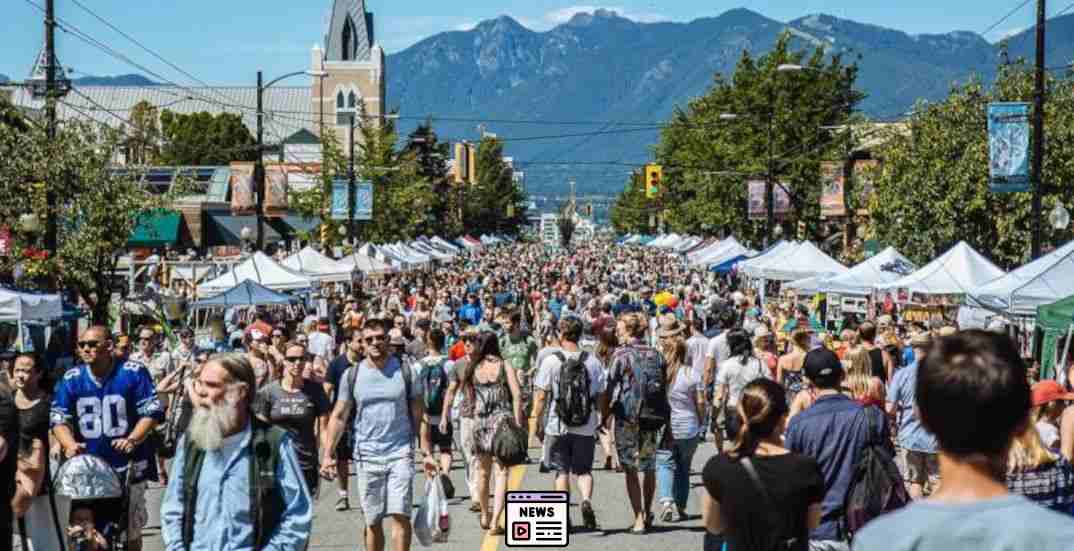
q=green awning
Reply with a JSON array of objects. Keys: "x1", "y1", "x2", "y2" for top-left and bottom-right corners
[
  {"x1": 128, "y1": 210, "x2": 181, "y2": 247},
  {"x1": 204, "y1": 212, "x2": 282, "y2": 247},
  {"x1": 269, "y1": 215, "x2": 321, "y2": 237}
]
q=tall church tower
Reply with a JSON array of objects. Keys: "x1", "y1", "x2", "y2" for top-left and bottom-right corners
[{"x1": 311, "y1": 0, "x2": 385, "y2": 157}]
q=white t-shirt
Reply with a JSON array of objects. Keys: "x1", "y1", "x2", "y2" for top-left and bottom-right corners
[
  {"x1": 705, "y1": 332, "x2": 730, "y2": 366},
  {"x1": 534, "y1": 349, "x2": 607, "y2": 437},
  {"x1": 686, "y1": 335, "x2": 709, "y2": 375},
  {"x1": 668, "y1": 366, "x2": 702, "y2": 439},
  {"x1": 307, "y1": 331, "x2": 334, "y2": 360},
  {"x1": 715, "y1": 355, "x2": 768, "y2": 407}
]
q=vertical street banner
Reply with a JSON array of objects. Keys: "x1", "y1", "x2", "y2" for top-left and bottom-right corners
[
  {"x1": 853, "y1": 159, "x2": 879, "y2": 214},
  {"x1": 748, "y1": 180, "x2": 793, "y2": 220},
  {"x1": 820, "y1": 161, "x2": 846, "y2": 217},
  {"x1": 987, "y1": 102, "x2": 1031, "y2": 193},
  {"x1": 229, "y1": 162, "x2": 255, "y2": 215},
  {"x1": 748, "y1": 180, "x2": 766, "y2": 220},
  {"x1": 330, "y1": 178, "x2": 349, "y2": 221},
  {"x1": 354, "y1": 181, "x2": 373, "y2": 221},
  {"x1": 263, "y1": 163, "x2": 289, "y2": 217}
]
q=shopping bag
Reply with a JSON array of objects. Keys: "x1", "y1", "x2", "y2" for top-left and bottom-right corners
[{"x1": 415, "y1": 475, "x2": 450, "y2": 546}]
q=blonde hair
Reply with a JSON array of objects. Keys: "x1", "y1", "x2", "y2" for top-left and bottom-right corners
[
  {"x1": 847, "y1": 346, "x2": 871, "y2": 378},
  {"x1": 620, "y1": 313, "x2": 646, "y2": 338},
  {"x1": 1008, "y1": 423, "x2": 1058, "y2": 473},
  {"x1": 846, "y1": 373, "x2": 884, "y2": 403}
]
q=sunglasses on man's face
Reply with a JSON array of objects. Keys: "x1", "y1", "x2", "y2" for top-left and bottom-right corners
[
  {"x1": 364, "y1": 334, "x2": 387, "y2": 344},
  {"x1": 284, "y1": 355, "x2": 308, "y2": 363},
  {"x1": 77, "y1": 340, "x2": 101, "y2": 349}
]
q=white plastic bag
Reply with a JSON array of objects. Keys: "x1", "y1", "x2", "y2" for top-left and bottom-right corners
[{"x1": 414, "y1": 475, "x2": 450, "y2": 546}]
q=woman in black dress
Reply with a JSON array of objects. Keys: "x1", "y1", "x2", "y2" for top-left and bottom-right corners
[
  {"x1": 11, "y1": 354, "x2": 48, "y2": 515},
  {"x1": 701, "y1": 379, "x2": 824, "y2": 551}
]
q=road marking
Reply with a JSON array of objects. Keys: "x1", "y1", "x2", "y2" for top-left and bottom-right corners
[{"x1": 479, "y1": 464, "x2": 527, "y2": 551}]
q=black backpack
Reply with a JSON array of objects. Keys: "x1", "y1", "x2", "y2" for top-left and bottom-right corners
[
  {"x1": 553, "y1": 351, "x2": 593, "y2": 427},
  {"x1": 615, "y1": 345, "x2": 670, "y2": 431},
  {"x1": 420, "y1": 357, "x2": 450, "y2": 415},
  {"x1": 842, "y1": 408, "x2": 909, "y2": 539}
]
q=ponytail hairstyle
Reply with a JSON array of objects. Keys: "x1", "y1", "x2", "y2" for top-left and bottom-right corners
[{"x1": 729, "y1": 378, "x2": 789, "y2": 460}]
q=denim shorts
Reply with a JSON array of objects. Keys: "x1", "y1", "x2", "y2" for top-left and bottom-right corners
[
  {"x1": 356, "y1": 456, "x2": 414, "y2": 524},
  {"x1": 549, "y1": 433, "x2": 596, "y2": 475}
]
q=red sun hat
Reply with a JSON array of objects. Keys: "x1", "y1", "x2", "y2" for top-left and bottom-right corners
[{"x1": 1031, "y1": 380, "x2": 1074, "y2": 407}]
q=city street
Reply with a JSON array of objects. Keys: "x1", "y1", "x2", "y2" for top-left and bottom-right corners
[{"x1": 142, "y1": 438, "x2": 715, "y2": 550}]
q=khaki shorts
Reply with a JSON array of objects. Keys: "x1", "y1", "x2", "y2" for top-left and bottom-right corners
[{"x1": 899, "y1": 449, "x2": 939, "y2": 487}]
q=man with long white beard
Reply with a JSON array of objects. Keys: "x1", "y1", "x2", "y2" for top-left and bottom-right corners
[{"x1": 161, "y1": 353, "x2": 312, "y2": 550}]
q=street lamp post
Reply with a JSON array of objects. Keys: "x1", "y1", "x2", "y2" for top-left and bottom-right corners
[{"x1": 255, "y1": 69, "x2": 326, "y2": 252}]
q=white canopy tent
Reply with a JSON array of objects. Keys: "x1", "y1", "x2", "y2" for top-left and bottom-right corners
[
  {"x1": 0, "y1": 289, "x2": 63, "y2": 322},
  {"x1": 736, "y1": 240, "x2": 794, "y2": 273},
  {"x1": 819, "y1": 247, "x2": 917, "y2": 296},
  {"x1": 359, "y1": 243, "x2": 411, "y2": 270},
  {"x1": 281, "y1": 247, "x2": 354, "y2": 283},
  {"x1": 410, "y1": 241, "x2": 453, "y2": 261},
  {"x1": 430, "y1": 236, "x2": 462, "y2": 253},
  {"x1": 691, "y1": 237, "x2": 744, "y2": 266},
  {"x1": 875, "y1": 241, "x2": 1004, "y2": 296},
  {"x1": 741, "y1": 241, "x2": 847, "y2": 282},
  {"x1": 967, "y1": 239, "x2": 1074, "y2": 316},
  {"x1": 687, "y1": 238, "x2": 726, "y2": 263},
  {"x1": 197, "y1": 252, "x2": 312, "y2": 295},
  {"x1": 340, "y1": 252, "x2": 399, "y2": 275}
]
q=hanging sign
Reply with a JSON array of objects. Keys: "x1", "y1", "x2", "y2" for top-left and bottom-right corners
[
  {"x1": 331, "y1": 179, "x2": 374, "y2": 221},
  {"x1": 748, "y1": 180, "x2": 792, "y2": 220},
  {"x1": 987, "y1": 102, "x2": 1031, "y2": 193},
  {"x1": 330, "y1": 179, "x2": 349, "y2": 221},
  {"x1": 263, "y1": 164, "x2": 289, "y2": 217},
  {"x1": 852, "y1": 160, "x2": 879, "y2": 214},
  {"x1": 820, "y1": 162, "x2": 846, "y2": 217},
  {"x1": 229, "y1": 162, "x2": 255, "y2": 215}
]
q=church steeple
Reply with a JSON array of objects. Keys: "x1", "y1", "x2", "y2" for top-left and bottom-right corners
[{"x1": 325, "y1": 0, "x2": 373, "y2": 62}]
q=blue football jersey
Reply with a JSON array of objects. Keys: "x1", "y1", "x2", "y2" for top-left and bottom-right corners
[{"x1": 50, "y1": 360, "x2": 165, "y2": 483}]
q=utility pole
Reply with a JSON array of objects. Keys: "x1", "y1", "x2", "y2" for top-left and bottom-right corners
[
  {"x1": 765, "y1": 86, "x2": 776, "y2": 248},
  {"x1": 255, "y1": 70, "x2": 265, "y2": 252},
  {"x1": 1030, "y1": 0, "x2": 1047, "y2": 259},
  {"x1": 44, "y1": 0, "x2": 58, "y2": 253},
  {"x1": 348, "y1": 114, "x2": 357, "y2": 244}
]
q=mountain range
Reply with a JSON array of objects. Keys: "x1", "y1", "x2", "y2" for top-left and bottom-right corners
[
  {"x1": 383, "y1": 8, "x2": 1074, "y2": 195},
  {"x1": 0, "y1": 74, "x2": 8, "y2": 84}
]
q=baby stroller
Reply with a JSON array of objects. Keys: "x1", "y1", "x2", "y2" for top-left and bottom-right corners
[{"x1": 53, "y1": 455, "x2": 133, "y2": 551}]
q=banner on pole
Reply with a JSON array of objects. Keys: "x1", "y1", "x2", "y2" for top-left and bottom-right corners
[
  {"x1": 820, "y1": 162, "x2": 846, "y2": 217},
  {"x1": 748, "y1": 180, "x2": 792, "y2": 220},
  {"x1": 263, "y1": 164, "x2": 289, "y2": 217},
  {"x1": 987, "y1": 102, "x2": 1031, "y2": 193},
  {"x1": 331, "y1": 179, "x2": 374, "y2": 221},
  {"x1": 229, "y1": 162, "x2": 255, "y2": 215},
  {"x1": 330, "y1": 179, "x2": 348, "y2": 221},
  {"x1": 853, "y1": 160, "x2": 879, "y2": 214},
  {"x1": 355, "y1": 181, "x2": 373, "y2": 221}
]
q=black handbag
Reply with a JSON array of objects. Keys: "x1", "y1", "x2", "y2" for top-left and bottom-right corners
[{"x1": 492, "y1": 418, "x2": 528, "y2": 467}]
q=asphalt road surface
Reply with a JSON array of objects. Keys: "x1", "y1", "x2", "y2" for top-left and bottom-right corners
[{"x1": 142, "y1": 437, "x2": 715, "y2": 551}]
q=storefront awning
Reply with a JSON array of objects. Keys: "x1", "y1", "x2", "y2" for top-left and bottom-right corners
[
  {"x1": 204, "y1": 212, "x2": 282, "y2": 247},
  {"x1": 128, "y1": 210, "x2": 181, "y2": 248},
  {"x1": 269, "y1": 215, "x2": 320, "y2": 238}
]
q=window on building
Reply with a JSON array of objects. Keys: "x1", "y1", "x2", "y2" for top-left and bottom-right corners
[
  {"x1": 336, "y1": 92, "x2": 344, "y2": 109},
  {"x1": 342, "y1": 18, "x2": 353, "y2": 61},
  {"x1": 347, "y1": 91, "x2": 357, "y2": 109}
]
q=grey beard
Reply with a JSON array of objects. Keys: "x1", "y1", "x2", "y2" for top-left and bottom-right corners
[{"x1": 188, "y1": 394, "x2": 240, "y2": 451}]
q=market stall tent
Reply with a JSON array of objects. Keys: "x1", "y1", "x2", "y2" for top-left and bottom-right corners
[
  {"x1": 1036, "y1": 294, "x2": 1074, "y2": 380},
  {"x1": 340, "y1": 252, "x2": 398, "y2": 275},
  {"x1": 197, "y1": 252, "x2": 312, "y2": 295},
  {"x1": 967, "y1": 239, "x2": 1074, "y2": 316},
  {"x1": 741, "y1": 241, "x2": 847, "y2": 282},
  {"x1": 0, "y1": 288, "x2": 63, "y2": 322},
  {"x1": 281, "y1": 246, "x2": 353, "y2": 283},
  {"x1": 875, "y1": 241, "x2": 1004, "y2": 296},
  {"x1": 819, "y1": 247, "x2": 917, "y2": 295},
  {"x1": 193, "y1": 279, "x2": 300, "y2": 308}
]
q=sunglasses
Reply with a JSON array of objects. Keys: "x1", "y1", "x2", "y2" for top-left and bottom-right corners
[
  {"x1": 272, "y1": 333, "x2": 284, "y2": 338},
  {"x1": 77, "y1": 340, "x2": 101, "y2": 349},
  {"x1": 284, "y1": 355, "x2": 307, "y2": 363},
  {"x1": 364, "y1": 334, "x2": 387, "y2": 344}
]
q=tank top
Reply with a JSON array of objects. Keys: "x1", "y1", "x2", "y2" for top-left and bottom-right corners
[{"x1": 868, "y1": 348, "x2": 886, "y2": 381}]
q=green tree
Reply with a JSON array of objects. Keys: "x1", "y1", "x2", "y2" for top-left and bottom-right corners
[
  {"x1": 0, "y1": 116, "x2": 193, "y2": 323},
  {"x1": 126, "y1": 100, "x2": 161, "y2": 164},
  {"x1": 463, "y1": 137, "x2": 527, "y2": 236},
  {"x1": 158, "y1": 110, "x2": 256, "y2": 165},
  {"x1": 619, "y1": 34, "x2": 862, "y2": 246},
  {"x1": 403, "y1": 122, "x2": 458, "y2": 235},
  {"x1": 609, "y1": 172, "x2": 652, "y2": 234},
  {"x1": 869, "y1": 61, "x2": 1074, "y2": 267}
]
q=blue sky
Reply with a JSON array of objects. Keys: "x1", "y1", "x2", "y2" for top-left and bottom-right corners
[{"x1": 1, "y1": 1, "x2": 1048, "y2": 85}]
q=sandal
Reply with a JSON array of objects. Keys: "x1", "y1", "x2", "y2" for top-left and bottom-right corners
[{"x1": 489, "y1": 526, "x2": 505, "y2": 536}]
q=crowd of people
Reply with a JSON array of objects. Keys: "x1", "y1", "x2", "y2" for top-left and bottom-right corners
[{"x1": 3, "y1": 240, "x2": 1074, "y2": 550}]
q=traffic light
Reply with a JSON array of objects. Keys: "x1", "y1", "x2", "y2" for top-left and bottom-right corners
[
  {"x1": 585, "y1": 203, "x2": 593, "y2": 217},
  {"x1": 645, "y1": 164, "x2": 663, "y2": 199},
  {"x1": 320, "y1": 224, "x2": 329, "y2": 246},
  {"x1": 797, "y1": 221, "x2": 807, "y2": 240}
]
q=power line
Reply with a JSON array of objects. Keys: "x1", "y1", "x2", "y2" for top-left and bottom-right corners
[{"x1": 980, "y1": 0, "x2": 1035, "y2": 38}]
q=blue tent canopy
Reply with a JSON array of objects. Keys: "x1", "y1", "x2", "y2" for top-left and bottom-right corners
[
  {"x1": 193, "y1": 279, "x2": 299, "y2": 308},
  {"x1": 710, "y1": 255, "x2": 750, "y2": 274}
]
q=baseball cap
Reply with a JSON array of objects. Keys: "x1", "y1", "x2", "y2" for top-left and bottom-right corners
[
  {"x1": 803, "y1": 348, "x2": 844, "y2": 388},
  {"x1": 1031, "y1": 380, "x2": 1074, "y2": 407}
]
